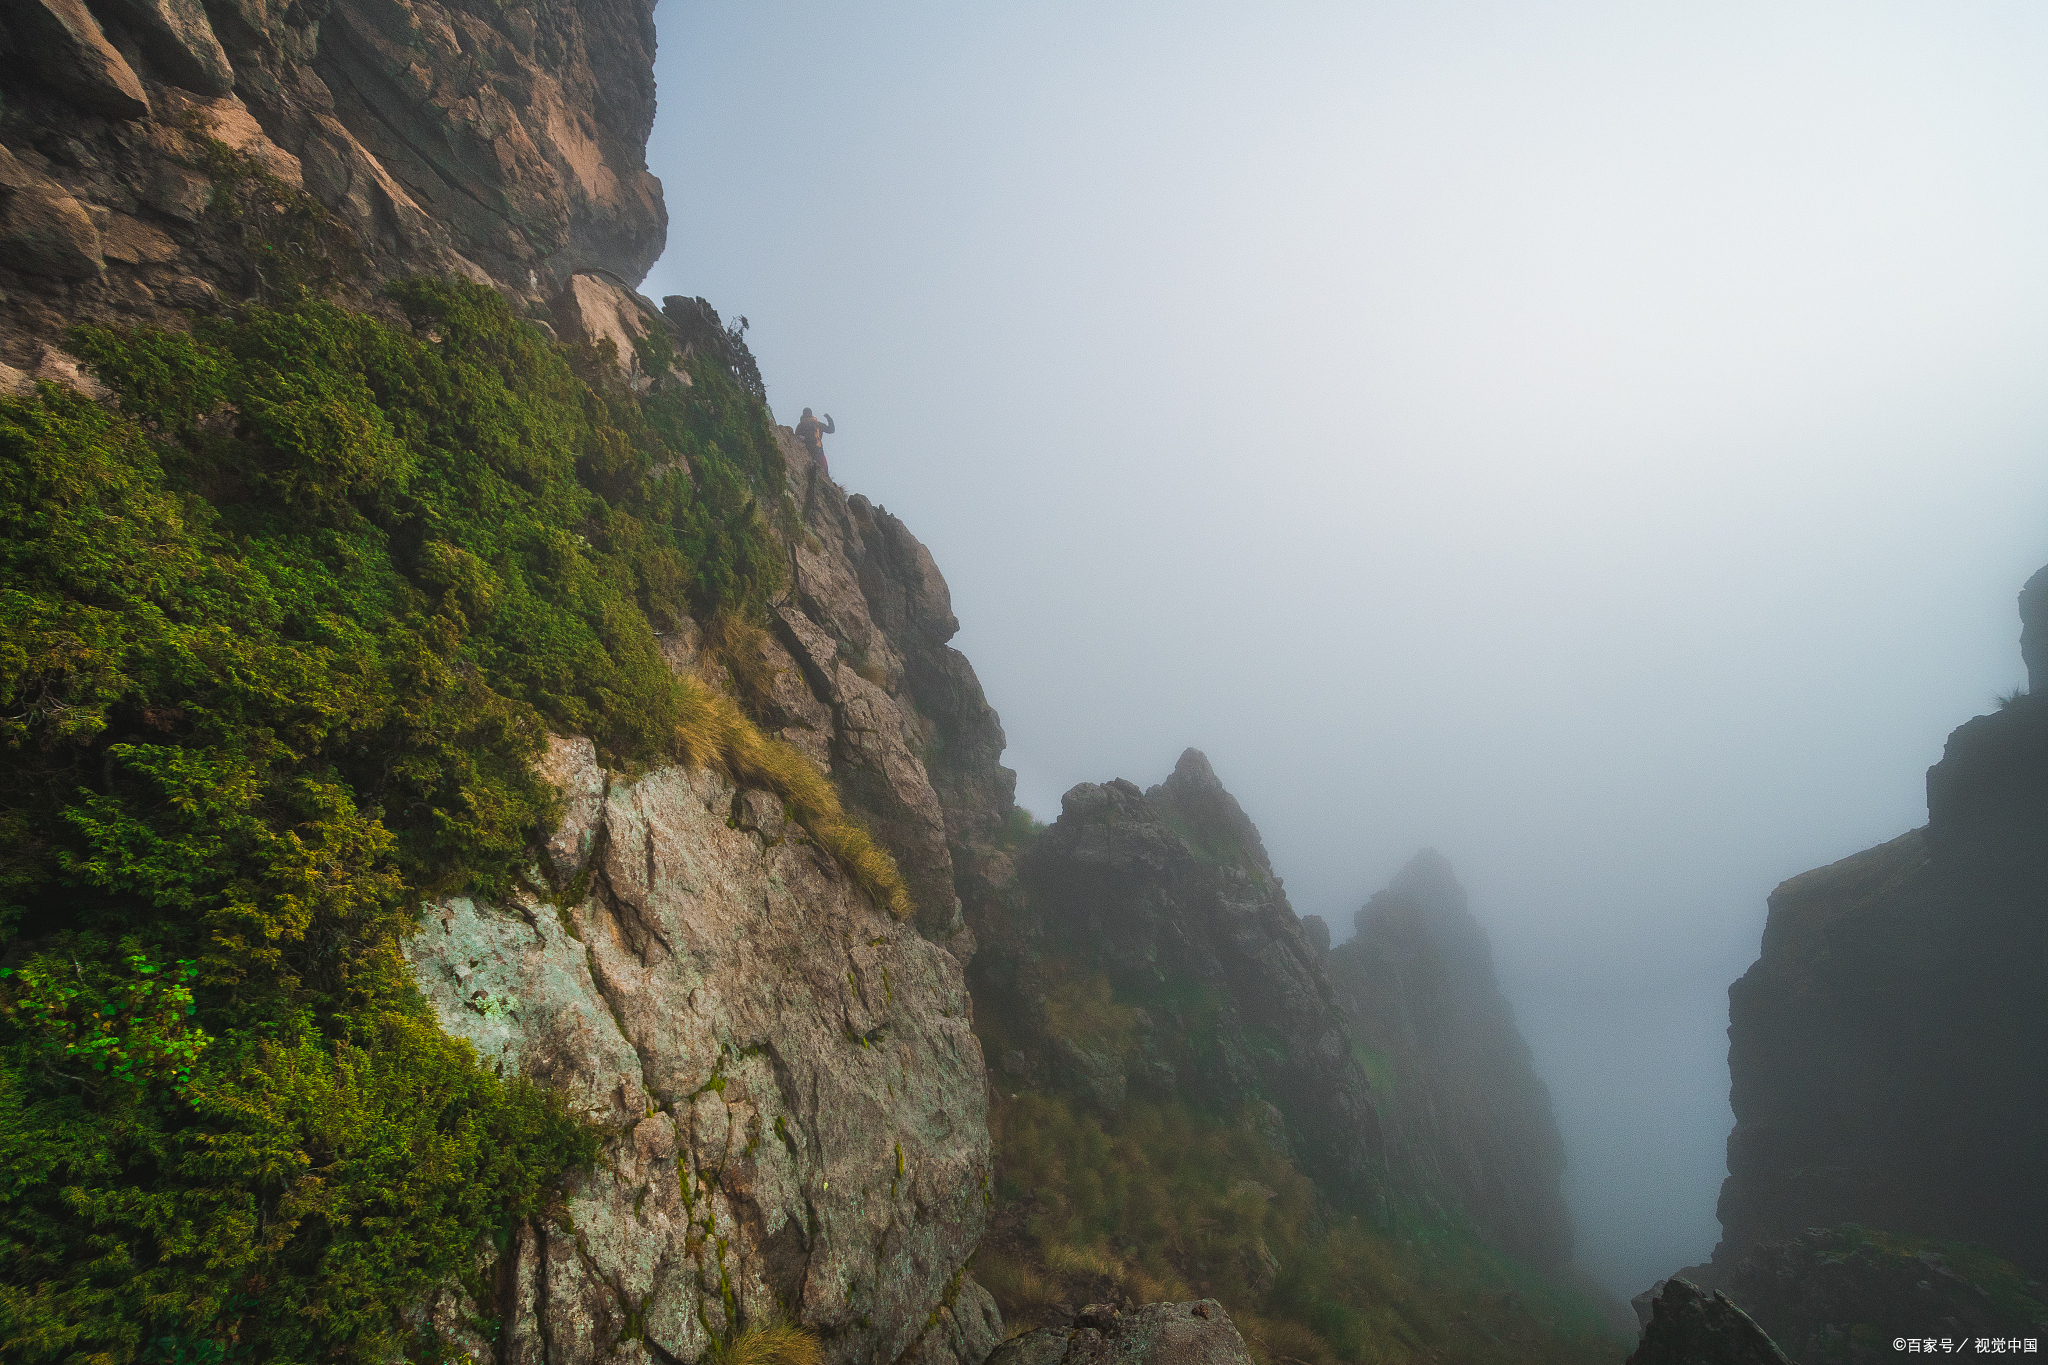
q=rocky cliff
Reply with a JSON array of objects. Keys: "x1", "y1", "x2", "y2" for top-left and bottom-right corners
[
  {"x1": 1626, "y1": 566, "x2": 2048, "y2": 1361},
  {"x1": 0, "y1": 0, "x2": 663, "y2": 370},
  {"x1": 969, "y1": 748, "x2": 1387, "y2": 1212},
  {"x1": 393, "y1": 434, "x2": 1023, "y2": 1361},
  {"x1": 1323, "y1": 851, "x2": 1573, "y2": 1271},
  {"x1": 1713, "y1": 568, "x2": 2048, "y2": 1280},
  {"x1": 0, "y1": 0, "x2": 1028, "y2": 1334}
]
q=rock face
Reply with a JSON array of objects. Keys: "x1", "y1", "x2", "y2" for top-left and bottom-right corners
[
  {"x1": 987, "y1": 1302, "x2": 1254, "y2": 1365},
  {"x1": 1323, "y1": 851, "x2": 1573, "y2": 1269},
  {"x1": 0, "y1": 0, "x2": 665, "y2": 361},
  {"x1": 1703, "y1": 564, "x2": 2048, "y2": 1309},
  {"x1": 406, "y1": 755, "x2": 995, "y2": 1365},
  {"x1": 1658, "y1": 1228, "x2": 2048, "y2": 1365},
  {"x1": 971, "y1": 748, "x2": 1387, "y2": 1210},
  {"x1": 400, "y1": 435, "x2": 1021, "y2": 1363},
  {"x1": 1714, "y1": 573, "x2": 2048, "y2": 1280},
  {"x1": 1628, "y1": 1279, "x2": 1790, "y2": 1365}
]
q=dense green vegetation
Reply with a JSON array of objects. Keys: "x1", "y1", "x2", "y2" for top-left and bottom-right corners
[
  {"x1": 0, "y1": 279, "x2": 861, "y2": 1362},
  {"x1": 977, "y1": 1090, "x2": 1623, "y2": 1365}
]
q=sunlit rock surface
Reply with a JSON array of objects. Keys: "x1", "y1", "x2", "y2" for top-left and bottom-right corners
[{"x1": 0, "y1": 0, "x2": 665, "y2": 361}]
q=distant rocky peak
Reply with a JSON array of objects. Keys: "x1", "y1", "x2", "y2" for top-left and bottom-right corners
[
  {"x1": 1381, "y1": 847, "x2": 1465, "y2": 911},
  {"x1": 1145, "y1": 747, "x2": 1277, "y2": 880},
  {"x1": 1355, "y1": 850, "x2": 1491, "y2": 969}
]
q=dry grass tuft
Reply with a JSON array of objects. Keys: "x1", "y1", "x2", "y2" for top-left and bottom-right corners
[
  {"x1": 671, "y1": 671, "x2": 912, "y2": 919},
  {"x1": 709, "y1": 1322, "x2": 823, "y2": 1365},
  {"x1": 974, "y1": 1249, "x2": 1061, "y2": 1310},
  {"x1": 700, "y1": 608, "x2": 782, "y2": 713},
  {"x1": 1045, "y1": 1242, "x2": 1124, "y2": 1282}
]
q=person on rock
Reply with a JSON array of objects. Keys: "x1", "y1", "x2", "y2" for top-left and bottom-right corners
[{"x1": 795, "y1": 407, "x2": 835, "y2": 473}]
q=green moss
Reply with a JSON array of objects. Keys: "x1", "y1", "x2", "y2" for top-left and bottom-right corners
[{"x1": 0, "y1": 278, "x2": 793, "y2": 1362}]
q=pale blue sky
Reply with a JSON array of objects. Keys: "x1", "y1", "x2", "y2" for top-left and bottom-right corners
[{"x1": 643, "y1": 1, "x2": 2048, "y2": 1300}]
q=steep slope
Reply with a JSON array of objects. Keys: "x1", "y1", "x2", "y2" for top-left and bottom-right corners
[
  {"x1": 1713, "y1": 568, "x2": 2048, "y2": 1279},
  {"x1": 393, "y1": 341, "x2": 1022, "y2": 1362},
  {"x1": 1324, "y1": 851, "x2": 1573, "y2": 1271}
]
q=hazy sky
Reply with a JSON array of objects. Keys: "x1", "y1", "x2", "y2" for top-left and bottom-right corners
[{"x1": 641, "y1": 2, "x2": 2048, "y2": 1300}]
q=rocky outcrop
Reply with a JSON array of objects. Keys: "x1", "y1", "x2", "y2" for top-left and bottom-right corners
[
  {"x1": 1715, "y1": 597, "x2": 2048, "y2": 1276},
  {"x1": 1651, "y1": 1228, "x2": 2048, "y2": 1365},
  {"x1": 406, "y1": 748, "x2": 994, "y2": 1365},
  {"x1": 1708, "y1": 566, "x2": 2048, "y2": 1289},
  {"x1": 1324, "y1": 851, "x2": 1573, "y2": 1269},
  {"x1": 971, "y1": 749, "x2": 1386, "y2": 1210},
  {"x1": 1628, "y1": 1279, "x2": 1790, "y2": 1365},
  {"x1": 0, "y1": 0, "x2": 665, "y2": 361},
  {"x1": 988, "y1": 1302, "x2": 1254, "y2": 1365},
  {"x1": 394, "y1": 433, "x2": 1019, "y2": 1363},
  {"x1": 775, "y1": 453, "x2": 1018, "y2": 948}
]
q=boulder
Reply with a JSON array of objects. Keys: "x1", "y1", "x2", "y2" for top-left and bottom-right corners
[
  {"x1": 1672, "y1": 1227, "x2": 2048, "y2": 1365},
  {"x1": 1628, "y1": 1278, "x2": 1790, "y2": 1365},
  {"x1": 988, "y1": 1302, "x2": 1254, "y2": 1365}
]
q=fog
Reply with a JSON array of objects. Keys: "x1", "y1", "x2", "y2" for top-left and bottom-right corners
[{"x1": 640, "y1": 1, "x2": 2048, "y2": 1300}]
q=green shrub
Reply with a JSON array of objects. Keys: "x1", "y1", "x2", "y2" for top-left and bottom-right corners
[{"x1": 0, "y1": 278, "x2": 845, "y2": 1361}]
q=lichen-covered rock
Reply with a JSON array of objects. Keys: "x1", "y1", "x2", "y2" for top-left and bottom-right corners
[
  {"x1": 405, "y1": 760, "x2": 994, "y2": 1363},
  {"x1": 987, "y1": 1302, "x2": 1254, "y2": 1365},
  {"x1": 1628, "y1": 1279, "x2": 1790, "y2": 1365}
]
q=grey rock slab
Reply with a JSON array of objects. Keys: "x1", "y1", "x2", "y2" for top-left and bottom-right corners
[
  {"x1": 536, "y1": 733, "x2": 608, "y2": 888},
  {"x1": 407, "y1": 760, "x2": 991, "y2": 1364}
]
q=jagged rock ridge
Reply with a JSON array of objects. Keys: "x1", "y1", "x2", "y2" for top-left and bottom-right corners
[
  {"x1": 1323, "y1": 850, "x2": 1573, "y2": 1270},
  {"x1": 970, "y1": 748, "x2": 1388, "y2": 1211}
]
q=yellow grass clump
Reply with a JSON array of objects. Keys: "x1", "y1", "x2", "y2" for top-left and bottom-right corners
[
  {"x1": 671, "y1": 669, "x2": 914, "y2": 919},
  {"x1": 708, "y1": 1322, "x2": 824, "y2": 1365}
]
